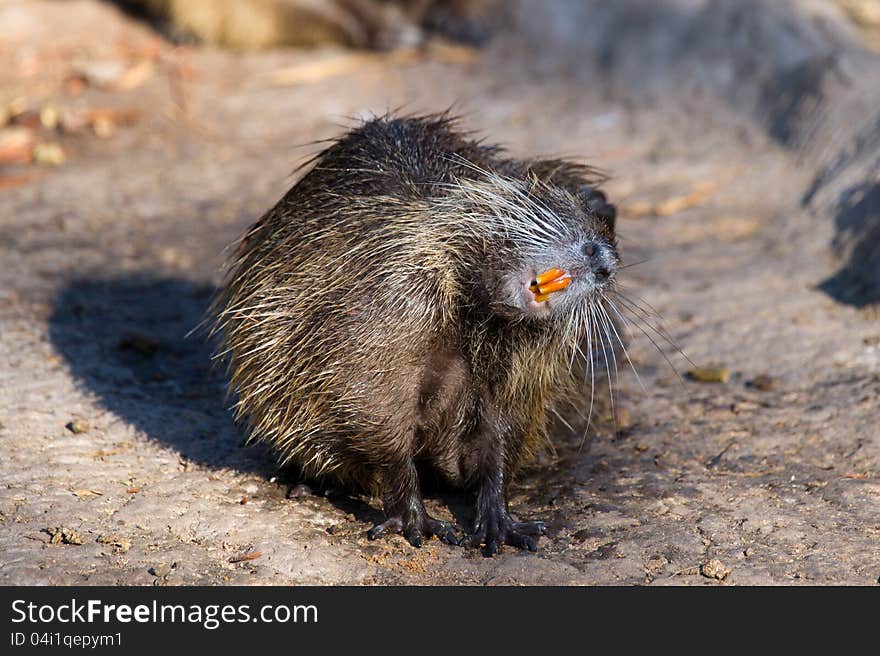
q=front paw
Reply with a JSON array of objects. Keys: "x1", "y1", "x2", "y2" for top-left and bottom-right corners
[{"x1": 465, "y1": 510, "x2": 547, "y2": 556}]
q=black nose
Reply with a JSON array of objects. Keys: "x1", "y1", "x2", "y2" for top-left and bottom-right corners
[{"x1": 582, "y1": 241, "x2": 613, "y2": 281}]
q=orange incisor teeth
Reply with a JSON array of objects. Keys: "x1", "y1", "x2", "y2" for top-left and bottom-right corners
[
  {"x1": 533, "y1": 268, "x2": 565, "y2": 286},
  {"x1": 536, "y1": 277, "x2": 571, "y2": 295},
  {"x1": 529, "y1": 268, "x2": 571, "y2": 302}
]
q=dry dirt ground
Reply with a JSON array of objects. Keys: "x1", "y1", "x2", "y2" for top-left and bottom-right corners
[{"x1": 1, "y1": 0, "x2": 878, "y2": 585}]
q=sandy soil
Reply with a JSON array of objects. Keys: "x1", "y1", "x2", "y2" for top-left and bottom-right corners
[{"x1": 1, "y1": 0, "x2": 878, "y2": 585}]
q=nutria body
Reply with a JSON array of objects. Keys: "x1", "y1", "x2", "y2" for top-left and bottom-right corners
[{"x1": 213, "y1": 114, "x2": 618, "y2": 554}]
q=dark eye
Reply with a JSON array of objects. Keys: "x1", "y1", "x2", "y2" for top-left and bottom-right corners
[
  {"x1": 583, "y1": 242, "x2": 596, "y2": 257},
  {"x1": 577, "y1": 186, "x2": 607, "y2": 211}
]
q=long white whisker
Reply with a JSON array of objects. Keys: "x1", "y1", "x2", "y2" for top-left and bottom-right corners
[
  {"x1": 580, "y1": 302, "x2": 597, "y2": 452},
  {"x1": 595, "y1": 303, "x2": 619, "y2": 429},
  {"x1": 599, "y1": 296, "x2": 648, "y2": 395},
  {"x1": 610, "y1": 294, "x2": 687, "y2": 382},
  {"x1": 589, "y1": 302, "x2": 615, "y2": 432},
  {"x1": 612, "y1": 289, "x2": 696, "y2": 368}
]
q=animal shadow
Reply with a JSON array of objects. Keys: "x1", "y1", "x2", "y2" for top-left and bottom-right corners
[{"x1": 48, "y1": 275, "x2": 277, "y2": 476}]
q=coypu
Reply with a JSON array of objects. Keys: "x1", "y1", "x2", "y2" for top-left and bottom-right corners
[
  {"x1": 212, "y1": 114, "x2": 619, "y2": 555},
  {"x1": 115, "y1": 0, "x2": 499, "y2": 50}
]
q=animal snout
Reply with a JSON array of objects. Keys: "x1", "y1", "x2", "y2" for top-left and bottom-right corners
[{"x1": 581, "y1": 241, "x2": 615, "y2": 282}]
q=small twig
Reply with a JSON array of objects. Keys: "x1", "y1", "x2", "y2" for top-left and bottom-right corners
[
  {"x1": 706, "y1": 440, "x2": 736, "y2": 469},
  {"x1": 229, "y1": 550, "x2": 262, "y2": 564}
]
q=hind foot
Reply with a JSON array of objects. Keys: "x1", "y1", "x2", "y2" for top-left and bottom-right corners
[
  {"x1": 465, "y1": 507, "x2": 547, "y2": 557},
  {"x1": 368, "y1": 514, "x2": 461, "y2": 548}
]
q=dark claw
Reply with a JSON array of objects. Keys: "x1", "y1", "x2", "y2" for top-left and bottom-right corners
[
  {"x1": 463, "y1": 531, "x2": 484, "y2": 549},
  {"x1": 438, "y1": 526, "x2": 462, "y2": 546},
  {"x1": 507, "y1": 531, "x2": 537, "y2": 552},
  {"x1": 367, "y1": 517, "x2": 403, "y2": 540},
  {"x1": 422, "y1": 518, "x2": 461, "y2": 545},
  {"x1": 515, "y1": 521, "x2": 547, "y2": 537}
]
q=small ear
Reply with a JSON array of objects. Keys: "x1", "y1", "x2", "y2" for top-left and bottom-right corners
[{"x1": 576, "y1": 186, "x2": 616, "y2": 234}]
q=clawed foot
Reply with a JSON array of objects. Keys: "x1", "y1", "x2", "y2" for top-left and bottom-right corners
[
  {"x1": 367, "y1": 514, "x2": 461, "y2": 548},
  {"x1": 465, "y1": 510, "x2": 547, "y2": 557}
]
